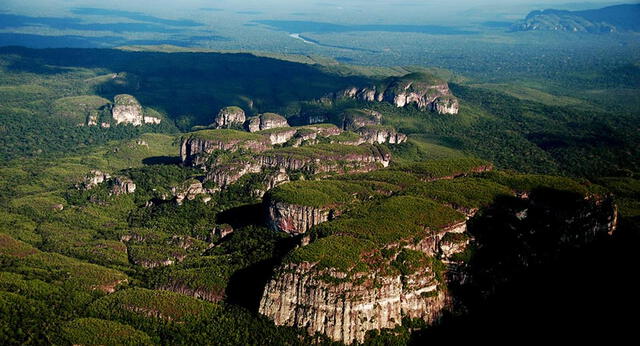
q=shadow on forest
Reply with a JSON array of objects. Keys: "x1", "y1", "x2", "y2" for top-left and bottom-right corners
[
  {"x1": 225, "y1": 235, "x2": 297, "y2": 312},
  {"x1": 142, "y1": 156, "x2": 182, "y2": 165},
  {"x1": 410, "y1": 188, "x2": 636, "y2": 343},
  {"x1": 216, "y1": 203, "x2": 266, "y2": 229},
  {"x1": 0, "y1": 46, "x2": 372, "y2": 128},
  {"x1": 216, "y1": 202, "x2": 302, "y2": 312}
]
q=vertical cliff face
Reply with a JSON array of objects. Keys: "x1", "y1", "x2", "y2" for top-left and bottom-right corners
[
  {"x1": 201, "y1": 143, "x2": 391, "y2": 189},
  {"x1": 112, "y1": 94, "x2": 144, "y2": 126},
  {"x1": 430, "y1": 96, "x2": 460, "y2": 115},
  {"x1": 260, "y1": 262, "x2": 448, "y2": 344},
  {"x1": 252, "y1": 169, "x2": 290, "y2": 198},
  {"x1": 266, "y1": 201, "x2": 333, "y2": 235},
  {"x1": 259, "y1": 229, "x2": 462, "y2": 344},
  {"x1": 179, "y1": 130, "x2": 271, "y2": 167},
  {"x1": 214, "y1": 106, "x2": 246, "y2": 128},
  {"x1": 246, "y1": 113, "x2": 290, "y2": 132},
  {"x1": 259, "y1": 176, "x2": 620, "y2": 344},
  {"x1": 328, "y1": 73, "x2": 460, "y2": 115},
  {"x1": 110, "y1": 94, "x2": 161, "y2": 126},
  {"x1": 259, "y1": 195, "x2": 470, "y2": 344},
  {"x1": 355, "y1": 125, "x2": 408, "y2": 144},
  {"x1": 406, "y1": 220, "x2": 469, "y2": 257},
  {"x1": 257, "y1": 148, "x2": 391, "y2": 175},
  {"x1": 258, "y1": 125, "x2": 343, "y2": 146},
  {"x1": 261, "y1": 128, "x2": 299, "y2": 145},
  {"x1": 170, "y1": 179, "x2": 218, "y2": 205},
  {"x1": 342, "y1": 109, "x2": 382, "y2": 131},
  {"x1": 205, "y1": 161, "x2": 263, "y2": 188}
]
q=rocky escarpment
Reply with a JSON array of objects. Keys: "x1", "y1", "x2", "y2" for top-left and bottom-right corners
[
  {"x1": 206, "y1": 160, "x2": 263, "y2": 187},
  {"x1": 181, "y1": 120, "x2": 403, "y2": 197},
  {"x1": 260, "y1": 128, "x2": 299, "y2": 145},
  {"x1": 261, "y1": 260, "x2": 448, "y2": 343},
  {"x1": 111, "y1": 94, "x2": 161, "y2": 126},
  {"x1": 260, "y1": 196, "x2": 469, "y2": 343},
  {"x1": 258, "y1": 124, "x2": 343, "y2": 146},
  {"x1": 264, "y1": 158, "x2": 494, "y2": 235},
  {"x1": 246, "y1": 113, "x2": 290, "y2": 132},
  {"x1": 259, "y1": 167, "x2": 619, "y2": 343},
  {"x1": 253, "y1": 169, "x2": 290, "y2": 198},
  {"x1": 266, "y1": 201, "x2": 332, "y2": 236},
  {"x1": 180, "y1": 129, "x2": 271, "y2": 167},
  {"x1": 214, "y1": 106, "x2": 246, "y2": 128},
  {"x1": 257, "y1": 144, "x2": 391, "y2": 176},
  {"x1": 54, "y1": 94, "x2": 162, "y2": 128},
  {"x1": 327, "y1": 73, "x2": 460, "y2": 115},
  {"x1": 260, "y1": 190, "x2": 618, "y2": 343},
  {"x1": 342, "y1": 109, "x2": 382, "y2": 131},
  {"x1": 206, "y1": 144, "x2": 391, "y2": 188},
  {"x1": 122, "y1": 232, "x2": 208, "y2": 270},
  {"x1": 340, "y1": 109, "x2": 408, "y2": 144},
  {"x1": 356, "y1": 125, "x2": 407, "y2": 144},
  {"x1": 263, "y1": 180, "x2": 364, "y2": 235}
]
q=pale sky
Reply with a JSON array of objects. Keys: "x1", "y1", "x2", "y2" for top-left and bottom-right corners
[{"x1": 1, "y1": 0, "x2": 635, "y2": 25}]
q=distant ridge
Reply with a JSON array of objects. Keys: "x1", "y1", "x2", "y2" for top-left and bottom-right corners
[{"x1": 512, "y1": 4, "x2": 640, "y2": 33}]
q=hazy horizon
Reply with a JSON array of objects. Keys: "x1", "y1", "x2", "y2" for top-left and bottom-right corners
[
  {"x1": 1, "y1": 1, "x2": 634, "y2": 24},
  {"x1": 1, "y1": 0, "x2": 638, "y2": 67}
]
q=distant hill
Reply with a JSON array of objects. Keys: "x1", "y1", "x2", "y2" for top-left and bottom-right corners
[{"x1": 512, "y1": 4, "x2": 640, "y2": 33}]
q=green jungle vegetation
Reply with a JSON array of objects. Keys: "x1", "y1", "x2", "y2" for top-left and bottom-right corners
[{"x1": 0, "y1": 43, "x2": 638, "y2": 345}]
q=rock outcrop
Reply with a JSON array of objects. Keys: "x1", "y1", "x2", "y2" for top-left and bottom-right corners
[
  {"x1": 180, "y1": 130, "x2": 271, "y2": 167},
  {"x1": 260, "y1": 128, "x2": 299, "y2": 145},
  {"x1": 206, "y1": 161, "x2": 263, "y2": 188},
  {"x1": 342, "y1": 109, "x2": 382, "y2": 131},
  {"x1": 259, "y1": 194, "x2": 469, "y2": 343},
  {"x1": 308, "y1": 114, "x2": 329, "y2": 124},
  {"x1": 356, "y1": 125, "x2": 408, "y2": 144},
  {"x1": 430, "y1": 96, "x2": 459, "y2": 115},
  {"x1": 111, "y1": 94, "x2": 144, "y2": 126},
  {"x1": 214, "y1": 106, "x2": 246, "y2": 128},
  {"x1": 78, "y1": 170, "x2": 111, "y2": 190},
  {"x1": 258, "y1": 124, "x2": 343, "y2": 146},
  {"x1": 171, "y1": 179, "x2": 216, "y2": 205},
  {"x1": 259, "y1": 223, "x2": 467, "y2": 343},
  {"x1": 258, "y1": 144, "x2": 391, "y2": 176},
  {"x1": 111, "y1": 176, "x2": 136, "y2": 195},
  {"x1": 205, "y1": 144, "x2": 391, "y2": 188},
  {"x1": 260, "y1": 261, "x2": 448, "y2": 344},
  {"x1": 253, "y1": 169, "x2": 290, "y2": 198},
  {"x1": 266, "y1": 201, "x2": 332, "y2": 236},
  {"x1": 259, "y1": 171, "x2": 620, "y2": 343},
  {"x1": 246, "y1": 113, "x2": 290, "y2": 132},
  {"x1": 111, "y1": 94, "x2": 161, "y2": 126},
  {"x1": 77, "y1": 170, "x2": 136, "y2": 195},
  {"x1": 144, "y1": 116, "x2": 161, "y2": 125},
  {"x1": 328, "y1": 73, "x2": 460, "y2": 115}
]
